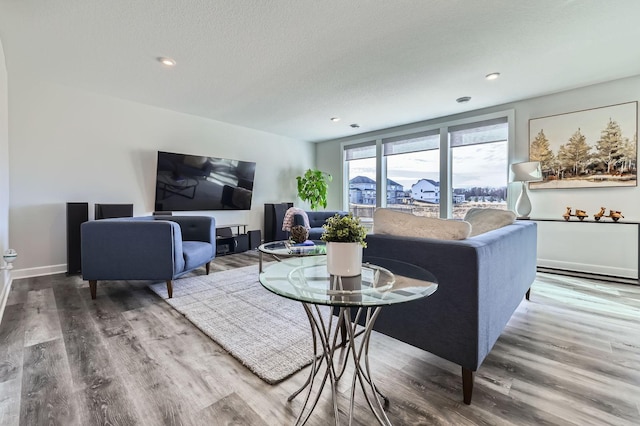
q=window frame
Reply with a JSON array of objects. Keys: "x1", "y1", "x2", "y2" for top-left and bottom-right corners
[{"x1": 341, "y1": 110, "x2": 516, "y2": 218}]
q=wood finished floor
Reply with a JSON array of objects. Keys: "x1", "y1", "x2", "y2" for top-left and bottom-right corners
[{"x1": 1, "y1": 250, "x2": 639, "y2": 425}]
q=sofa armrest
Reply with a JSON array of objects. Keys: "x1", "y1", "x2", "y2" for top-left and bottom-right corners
[{"x1": 81, "y1": 219, "x2": 185, "y2": 281}]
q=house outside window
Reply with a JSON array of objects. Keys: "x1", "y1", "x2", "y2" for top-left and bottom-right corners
[
  {"x1": 345, "y1": 143, "x2": 376, "y2": 228},
  {"x1": 384, "y1": 130, "x2": 441, "y2": 217}
]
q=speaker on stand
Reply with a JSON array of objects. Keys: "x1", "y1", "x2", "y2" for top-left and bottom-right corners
[
  {"x1": 94, "y1": 203, "x2": 133, "y2": 220},
  {"x1": 66, "y1": 202, "x2": 88, "y2": 275},
  {"x1": 264, "y1": 202, "x2": 293, "y2": 242},
  {"x1": 248, "y1": 230, "x2": 262, "y2": 249}
]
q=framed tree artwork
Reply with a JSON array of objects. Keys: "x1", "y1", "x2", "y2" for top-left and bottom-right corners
[{"x1": 529, "y1": 101, "x2": 638, "y2": 189}]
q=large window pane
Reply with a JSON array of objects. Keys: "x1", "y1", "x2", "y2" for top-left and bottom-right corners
[
  {"x1": 451, "y1": 118, "x2": 508, "y2": 219},
  {"x1": 345, "y1": 143, "x2": 376, "y2": 229},
  {"x1": 384, "y1": 131, "x2": 440, "y2": 218}
]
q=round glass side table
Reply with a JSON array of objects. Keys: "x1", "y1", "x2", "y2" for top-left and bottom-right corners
[
  {"x1": 259, "y1": 255, "x2": 438, "y2": 425},
  {"x1": 257, "y1": 240, "x2": 326, "y2": 272}
]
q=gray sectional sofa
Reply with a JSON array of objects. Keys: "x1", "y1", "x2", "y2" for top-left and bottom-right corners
[
  {"x1": 363, "y1": 220, "x2": 537, "y2": 404},
  {"x1": 293, "y1": 210, "x2": 348, "y2": 240},
  {"x1": 81, "y1": 215, "x2": 216, "y2": 299}
]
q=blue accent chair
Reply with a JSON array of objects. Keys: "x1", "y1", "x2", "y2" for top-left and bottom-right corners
[{"x1": 81, "y1": 215, "x2": 216, "y2": 299}]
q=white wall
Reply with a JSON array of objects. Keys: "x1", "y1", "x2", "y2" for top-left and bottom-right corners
[
  {"x1": 317, "y1": 74, "x2": 640, "y2": 279},
  {"x1": 8, "y1": 77, "x2": 313, "y2": 277},
  {"x1": 0, "y1": 39, "x2": 10, "y2": 309}
]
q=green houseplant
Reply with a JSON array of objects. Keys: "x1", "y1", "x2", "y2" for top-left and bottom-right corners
[
  {"x1": 296, "y1": 169, "x2": 332, "y2": 211},
  {"x1": 321, "y1": 213, "x2": 367, "y2": 277},
  {"x1": 320, "y1": 213, "x2": 367, "y2": 247}
]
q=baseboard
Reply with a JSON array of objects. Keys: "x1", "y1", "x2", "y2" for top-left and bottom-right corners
[
  {"x1": 10, "y1": 264, "x2": 67, "y2": 280},
  {"x1": 537, "y1": 258, "x2": 636, "y2": 280},
  {"x1": 537, "y1": 266, "x2": 639, "y2": 286}
]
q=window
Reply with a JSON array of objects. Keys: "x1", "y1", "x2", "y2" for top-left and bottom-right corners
[
  {"x1": 450, "y1": 117, "x2": 509, "y2": 218},
  {"x1": 384, "y1": 130, "x2": 440, "y2": 218},
  {"x1": 342, "y1": 112, "x2": 511, "y2": 220},
  {"x1": 345, "y1": 142, "x2": 376, "y2": 230}
]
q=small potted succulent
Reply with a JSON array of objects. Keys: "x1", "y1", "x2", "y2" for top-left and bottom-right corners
[{"x1": 321, "y1": 213, "x2": 367, "y2": 277}]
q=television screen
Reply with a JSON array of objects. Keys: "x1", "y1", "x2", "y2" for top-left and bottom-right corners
[{"x1": 154, "y1": 150, "x2": 256, "y2": 211}]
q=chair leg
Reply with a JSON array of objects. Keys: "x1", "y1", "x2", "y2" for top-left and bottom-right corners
[
  {"x1": 166, "y1": 280, "x2": 173, "y2": 298},
  {"x1": 526, "y1": 288, "x2": 531, "y2": 301},
  {"x1": 206, "y1": 261, "x2": 211, "y2": 275},
  {"x1": 462, "y1": 367, "x2": 475, "y2": 405},
  {"x1": 89, "y1": 280, "x2": 97, "y2": 299}
]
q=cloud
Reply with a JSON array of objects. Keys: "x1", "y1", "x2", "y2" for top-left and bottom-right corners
[{"x1": 349, "y1": 141, "x2": 508, "y2": 190}]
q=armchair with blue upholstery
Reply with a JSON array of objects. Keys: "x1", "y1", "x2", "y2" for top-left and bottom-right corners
[{"x1": 81, "y1": 215, "x2": 216, "y2": 299}]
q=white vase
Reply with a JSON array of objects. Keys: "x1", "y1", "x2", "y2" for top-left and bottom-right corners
[{"x1": 326, "y1": 242, "x2": 363, "y2": 277}]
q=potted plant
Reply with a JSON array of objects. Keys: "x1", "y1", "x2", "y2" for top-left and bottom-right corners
[
  {"x1": 321, "y1": 213, "x2": 367, "y2": 277},
  {"x1": 296, "y1": 169, "x2": 332, "y2": 211}
]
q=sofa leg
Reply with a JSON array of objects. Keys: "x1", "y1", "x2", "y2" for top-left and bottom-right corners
[
  {"x1": 206, "y1": 261, "x2": 211, "y2": 275},
  {"x1": 89, "y1": 280, "x2": 97, "y2": 300},
  {"x1": 526, "y1": 288, "x2": 531, "y2": 301},
  {"x1": 462, "y1": 367, "x2": 475, "y2": 405},
  {"x1": 166, "y1": 280, "x2": 173, "y2": 298}
]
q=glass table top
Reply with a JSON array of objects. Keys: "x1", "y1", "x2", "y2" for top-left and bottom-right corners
[
  {"x1": 259, "y1": 256, "x2": 438, "y2": 307},
  {"x1": 259, "y1": 240, "x2": 327, "y2": 256}
]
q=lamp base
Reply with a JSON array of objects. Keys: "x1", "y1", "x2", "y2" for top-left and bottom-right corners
[
  {"x1": 515, "y1": 182, "x2": 533, "y2": 219},
  {"x1": 516, "y1": 217, "x2": 531, "y2": 220}
]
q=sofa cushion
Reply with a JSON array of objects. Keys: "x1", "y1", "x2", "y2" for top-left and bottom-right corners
[
  {"x1": 182, "y1": 241, "x2": 214, "y2": 271},
  {"x1": 464, "y1": 208, "x2": 516, "y2": 237},
  {"x1": 373, "y1": 208, "x2": 471, "y2": 240}
]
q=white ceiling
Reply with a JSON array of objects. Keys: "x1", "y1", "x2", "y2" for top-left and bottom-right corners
[{"x1": 1, "y1": 0, "x2": 640, "y2": 143}]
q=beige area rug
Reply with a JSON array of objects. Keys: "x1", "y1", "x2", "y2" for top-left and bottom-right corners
[{"x1": 148, "y1": 265, "x2": 327, "y2": 384}]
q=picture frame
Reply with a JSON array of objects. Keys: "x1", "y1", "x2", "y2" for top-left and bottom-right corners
[{"x1": 528, "y1": 101, "x2": 638, "y2": 189}]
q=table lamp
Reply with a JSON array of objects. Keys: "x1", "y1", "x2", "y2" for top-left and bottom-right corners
[{"x1": 510, "y1": 161, "x2": 542, "y2": 219}]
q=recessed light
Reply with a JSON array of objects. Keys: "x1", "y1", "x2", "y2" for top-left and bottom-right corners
[
  {"x1": 456, "y1": 96, "x2": 471, "y2": 103},
  {"x1": 485, "y1": 72, "x2": 500, "y2": 80},
  {"x1": 330, "y1": 117, "x2": 341, "y2": 122},
  {"x1": 350, "y1": 123, "x2": 360, "y2": 128},
  {"x1": 158, "y1": 57, "x2": 176, "y2": 67}
]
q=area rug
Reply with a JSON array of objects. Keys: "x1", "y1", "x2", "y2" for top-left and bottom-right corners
[{"x1": 148, "y1": 265, "x2": 326, "y2": 384}]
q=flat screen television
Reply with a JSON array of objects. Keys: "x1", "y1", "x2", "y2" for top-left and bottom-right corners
[{"x1": 154, "y1": 150, "x2": 256, "y2": 211}]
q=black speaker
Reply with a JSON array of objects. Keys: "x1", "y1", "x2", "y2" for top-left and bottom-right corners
[
  {"x1": 264, "y1": 202, "x2": 293, "y2": 242},
  {"x1": 66, "y1": 202, "x2": 88, "y2": 275},
  {"x1": 248, "y1": 230, "x2": 261, "y2": 249},
  {"x1": 95, "y1": 203, "x2": 134, "y2": 220},
  {"x1": 234, "y1": 234, "x2": 249, "y2": 253},
  {"x1": 153, "y1": 211, "x2": 172, "y2": 216}
]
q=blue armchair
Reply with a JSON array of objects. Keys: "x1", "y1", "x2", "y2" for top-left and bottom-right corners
[{"x1": 81, "y1": 215, "x2": 216, "y2": 299}]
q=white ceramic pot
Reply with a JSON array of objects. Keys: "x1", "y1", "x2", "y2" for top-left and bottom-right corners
[{"x1": 326, "y1": 242, "x2": 363, "y2": 277}]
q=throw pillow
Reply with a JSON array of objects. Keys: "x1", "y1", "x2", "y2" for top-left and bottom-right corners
[
  {"x1": 464, "y1": 208, "x2": 516, "y2": 237},
  {"x1": 373, "y1": 208, "x2": 471, "y2": 240}
]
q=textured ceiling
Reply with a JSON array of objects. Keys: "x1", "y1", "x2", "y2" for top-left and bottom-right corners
[{"x1": 1, "y1": 0, "x2": 640, "y2": 142}]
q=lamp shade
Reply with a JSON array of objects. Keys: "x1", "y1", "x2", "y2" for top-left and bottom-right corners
[{"x1": 510, "y1": 161, "x2": 542, "y2": 182}]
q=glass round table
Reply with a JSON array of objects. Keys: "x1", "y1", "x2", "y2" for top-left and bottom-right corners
[
  {"x1": 259, "y1": 255, "x2": 438, "y2": 425},
  {"x1": 257, "y1": 240, "x2": 326, "y2": 272}
]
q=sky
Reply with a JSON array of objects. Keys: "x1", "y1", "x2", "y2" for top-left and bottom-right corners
[{"x1": 349, "y1": 141, "x2": 508, "y2": 190}]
